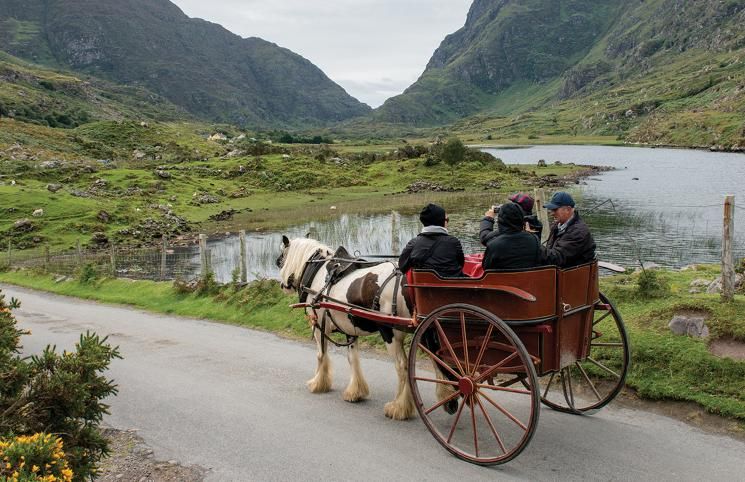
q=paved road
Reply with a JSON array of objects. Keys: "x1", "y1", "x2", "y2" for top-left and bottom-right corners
[{"x1": 4, "y1": 284, "x2": 744, "y2": 481}]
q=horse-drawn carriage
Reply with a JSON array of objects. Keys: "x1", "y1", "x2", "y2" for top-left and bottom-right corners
[{"x1": 279, "y1": 237, "x2": 629, "y2": 466}]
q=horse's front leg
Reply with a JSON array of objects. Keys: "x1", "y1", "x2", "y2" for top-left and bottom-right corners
[
  {"x1": 306, "y1": 318, "x2": 333, "y2": 393},
  {"x1": 384, "y1": 330, "x2": 415, "y2": 420},
  {"x1": 342, "y1": 338, "x2": 369, "y2": 402}
]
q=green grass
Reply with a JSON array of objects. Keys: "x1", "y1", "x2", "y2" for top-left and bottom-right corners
[{"x1": 2, "y1": 264, "x2": 744, "y2": 422}]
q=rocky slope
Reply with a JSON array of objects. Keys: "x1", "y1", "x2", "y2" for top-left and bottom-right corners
[
  {"x1": 372, "y1": 0, "x2": 745, "y2": 148},
  {"x1": 0, "y1": 0, "x2": 371, "y2": 127}
]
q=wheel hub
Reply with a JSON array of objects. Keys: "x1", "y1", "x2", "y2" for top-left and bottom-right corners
[{"x1": 458, "y1": 377, "x2": 476, "y2": 396}]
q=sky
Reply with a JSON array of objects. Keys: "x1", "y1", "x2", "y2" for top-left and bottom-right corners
[{"x1": 169, "y1": 0, "x2": 473, "y2": 108}]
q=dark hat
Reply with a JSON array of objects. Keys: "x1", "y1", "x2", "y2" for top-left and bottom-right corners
[
  {"x1": 545, "y1": 191, "x2": 575, "y2": 209},
  {"x1": 498, "y1": 202, "x2": 525, "y2": 232},
  {"x1": 419, "y1": 203, "x2": 447, "y2": 227},
  {"x1": 508, "y1": 192, "x2": 534, "y2": 214}
]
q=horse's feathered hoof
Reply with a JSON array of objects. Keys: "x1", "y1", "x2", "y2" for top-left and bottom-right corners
[
  {"x1": 444, "y1": 399, "x2": 458, "y2": 415},
  {"x1": 384, "y1": 400, "x2": 415, "y2": 420},
  {"x1": 343, "y1": 380, "x2": 369, "y2": 402},
  {"x1": 306, "y1": 377, "x2": 332, "y2": 394}
]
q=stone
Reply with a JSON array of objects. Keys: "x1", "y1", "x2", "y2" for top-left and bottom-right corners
[
  {"x1": 40, "y1": 160, "x2": 61, "y2": 169},
  {"x1": 133, "y1": 149, "x2": 147, "y2": 160},
  {"x1": 633, "y1": 262, "x2": 661, "y2": 273},
  {"x1": 668, "y1": 315, "x2": 709, "y2": 338},
  {"x1": 70, "y1": 189, "x2": 91, "y2": 198},
  {"x1": 13, "y1": 219, "x2": 33, "y2": 232},
  {"x1": 154, "y1": 169, "x2": 171, "y2": 179},
  {"x1": 32, "y1": 208, "x2": 44, "y2": 217},
  {"x1": 537, "y1": 159, "x2": 547, "y2": 167},
  {"x1": 97, "y1": 210, "x2": 111, "y2": 223},
  {"x1": 688, "y1": 278, "x2": 711, "y2": 293},
  {"x1": 54, "y1": 275, "x2": 68, "y2": 283},
  {"x1": 47, "y1": 183, "x2": 63, "y2": 193},
  {"x1": 91, "y1": 232, "x2": 109, "y2": 246},
  {"x1": 706, "y1": 274, "x2": 744, "y2": 294}
]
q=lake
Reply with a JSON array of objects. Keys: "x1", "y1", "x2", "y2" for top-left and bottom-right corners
[{"x1": 200, "y1": 145, "x2": 745, "y2": 282}]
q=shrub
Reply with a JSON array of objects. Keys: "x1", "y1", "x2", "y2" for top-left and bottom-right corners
[
  {"x1": 636, "y1": 270, "x2": 670, "y2": 298},
  {"x1": 0, "y1": 290, "x2": 120, "y2": 480},
  {"x1": 0, "y1": 433, "x2": 74, "y2": 482},
  {"x1": 76, "y1": 263, "x2": 97, "y2": 285},
  {"x1": 440, "y1": 138, "x2": 466, "y2": 172}
]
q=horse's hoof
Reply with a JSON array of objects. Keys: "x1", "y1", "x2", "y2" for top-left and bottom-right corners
[
  {"x1": 306, "y1": 378, "x2": 331, "y2": 394},
  {"x1": 343, "y1": 385, "x2": 369, "y2": 403},
  {"x1": 444, "y1": 399, "x2": 458, "y2": 415},
  {"x1": 384, "y1": 400, "x2": 414, "y2": 420}
]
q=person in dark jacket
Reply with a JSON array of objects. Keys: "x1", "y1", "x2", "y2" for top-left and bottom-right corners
[
  {"x1": 480, "y1": 192, "x2": 543, "y2": 246},
  {"x1": 399, "y1": 203, "x2": 465, "y2": 278},
  {"x1": 482, "y1": 202, "x2": 542, "y2": 270},
  {"x1": 541, "y1": 191, "x2": 596, "y2": 268}
]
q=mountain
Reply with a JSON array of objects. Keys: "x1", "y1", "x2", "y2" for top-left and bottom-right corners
[
  {"x1": 0, "y1": 0, "x2": 371, "y2": 127},
  {"x1": 373, "y1": 0, "x2": 745, "y2": 148}
]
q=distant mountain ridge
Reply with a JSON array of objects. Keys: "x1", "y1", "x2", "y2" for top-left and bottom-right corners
[
  {"x1": 0, "y1": 0, "x2": 371, "y2": 127},
  {"x1": 374, "y1": 0, "x2": 745, "y2": 136}
]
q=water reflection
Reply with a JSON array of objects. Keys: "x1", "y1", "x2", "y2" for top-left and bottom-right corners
[{"x1": 199, "y1": 145, "x2": 744, "y2": 282}]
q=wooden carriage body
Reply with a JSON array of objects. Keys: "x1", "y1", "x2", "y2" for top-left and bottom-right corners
[{"x1": 407, "y1": 261, "x2": 600, "y2": 376}]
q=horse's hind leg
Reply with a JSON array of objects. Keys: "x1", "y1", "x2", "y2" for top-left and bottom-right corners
[
  {"x1": 307, "y1": 327, "x2": 332, "y2": 393},
  {"x1": 342, "y1": 339, "x2": 369, "y2": 402},
  {"x1": 384, "y1": 330, "x2": 415, "y2": 420}
]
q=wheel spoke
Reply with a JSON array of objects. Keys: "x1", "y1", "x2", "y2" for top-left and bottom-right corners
[
  {"x1": 470, "y1": 323, "x2": 494, "y2": 377},
  {"x1": 460, "y1": 311, "x2": 470, "y2": 376},
  {"x1": 587, "y1": 356, "x2": 621, "y2": 379},
  {"x1": 424, "y1": 389, "x2": 461, "y2": 415},
  {"x1": 469, "y1": 395, "x2": 479, "y2": 457},
  {"x1": 475, "y1": 352, "x2": 519, "y2": 384},
  {"x1": 479, "y1": 391, "x2": 528, "y2": 431},
  {"x1": 476, "y1": 383, "x2": 531, "y2": 395},
  {"x1": 417, "y1": 342, "x2": 461, "y2": 380},
  {"x1": 593, "y1": 310, "x2": 611, "y2": 326},
  {"x1": 591, "y1": 342, "x2": 624, "y2": 348},
  {"x1": 542, "y1": 371, "x2": 557, "y2": 398},
  {"x1": 564, "y1": 367, "x2": 576, "y2": 409},
  {"x1": 475, "y1": 394, "x2": 507, "y2": 454},
  {"x1": 434, "y1": 319, "x2": 466, "y2": 376},
  {"x1": 446, "y1": 394, "x2": 467, "y2": 443},
  {"x1": 575, "y1": 362, "x2": 602, "y2": 401},
  {"x1": 414, "y1": 376, "x2": 459, "y2": 387}
]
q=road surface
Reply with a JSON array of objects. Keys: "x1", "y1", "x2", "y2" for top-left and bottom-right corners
[{"x1": 3, "y1": 284, "x2": 744, "y2": 481}]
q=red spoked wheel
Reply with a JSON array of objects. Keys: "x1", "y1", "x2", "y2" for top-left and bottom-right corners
[
  {"x1": 540, "y1": 292, "x2": 630, "y2": 414},
  {"x1": 408, "y1": 304, "x2": 540, "y2": 466}
]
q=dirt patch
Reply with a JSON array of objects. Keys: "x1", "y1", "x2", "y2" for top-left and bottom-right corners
[
  {"x1": 96, "y1": 428, "x2": 207, "y2": 481},
  {"x1": 709, "y1": 337, "x2": 745, "y2": 361}
]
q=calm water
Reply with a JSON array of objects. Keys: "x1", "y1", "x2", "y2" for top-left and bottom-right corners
[{"x1": 201, "y1": 145, "x2": 745, "y2": 282}]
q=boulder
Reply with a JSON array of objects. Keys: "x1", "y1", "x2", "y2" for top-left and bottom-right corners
[
  {"x1": 154, "y1": 169, "x2": 171, "y2": 179},
  {"x1": 12, "y1": 219, "x2": 34, "y2": 233},
  {"x1": 91, "y1": 232, "x2": 109, "y2": 246},
  {"x1": 668, "y1": 315, "x2": 709, "y2": 338},
  {"x1": 706, "y1": 274, "x2": 744, "y2": 294},
  {"x1": 47, "y1": 183, "x2": 63, "y2": 193},
  {"x1": 133, "y1": 149, "x2": 147, "y2": 160},
  {"x1": 688, "y1": 278, "x2": 711, "y2": 293},
  {"x1": 97, "y1": 210, "x2": 111, "y2": 223},
  {"x1": 537, "y1": 159, "x2": 547, "y2": 167},
  {"x1": 633, "y1": 262, "x2": 661, "y2": 273}
]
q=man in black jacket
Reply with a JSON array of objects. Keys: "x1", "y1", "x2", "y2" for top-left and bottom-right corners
[
  {"x1": 542, "y1": 191, "x2": 596, "y2": 268},
  {"x1": 482, "y1": 202, "x2": 542, "y2": 270},
  {"x1": 399, "y1": 203, "x2": 465, "y2": 277}
]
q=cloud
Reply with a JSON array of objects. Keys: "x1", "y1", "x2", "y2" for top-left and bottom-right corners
[{"x1": 170, "y1": 0, "x2": 472, "y2": 107}]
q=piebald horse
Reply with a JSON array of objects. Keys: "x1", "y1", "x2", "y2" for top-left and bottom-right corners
[{"x1": 276, "y1": 236, "x2": 420, "y2": 420}]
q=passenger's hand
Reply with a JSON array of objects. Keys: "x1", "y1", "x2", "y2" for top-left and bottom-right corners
[
  {"x1": 485, "y1": 209, "x2": 496, "y2": 218},
  {"x1": 525, "y1": 221, "x2": 537, "y2": 233}
]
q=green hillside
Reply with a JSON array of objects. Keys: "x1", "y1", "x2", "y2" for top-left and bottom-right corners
[
  {"x1": 0, "y1": 0, "x2": 370, "y2": 127},
  {"x1": 370, "y1": 0, "x2": 745, "y2": 149}
]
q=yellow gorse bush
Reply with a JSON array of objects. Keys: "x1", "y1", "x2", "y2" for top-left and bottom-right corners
[{"x1": 0, "y1": 433, "x2": 73, "y2": 482}]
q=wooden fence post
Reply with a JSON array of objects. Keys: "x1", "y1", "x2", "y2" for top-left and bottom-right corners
[
  {"x1": 6, "y1": 240, "x2": 10, "y2": 268},
  {"x1": 76, "y1": 239, "x2": 82, "y2": 267},
  {"x1": 199, "y1": 234, "x2": 209, "y2": 277},
  {"x1": 239, "y1": 230, "x2": 247, "y2": 284},
  {"x1": 391, "y1": 211, "x2": 400, "y2": 255},
  {"x1": 44, "y1": 244, "x2": 50, "y2": 272},
  {"x1": 722, "y1": 195, "x2": 735, "y2": 302},
  {"x1": 109, "y1": 243, "x2": 116, "y2": 276},
  {"x1": 535, "y1": 188, "x2": 550, "y2": 243},
  {"x1": 160, "y1": 235, "x2": 167, "y2": 280}
]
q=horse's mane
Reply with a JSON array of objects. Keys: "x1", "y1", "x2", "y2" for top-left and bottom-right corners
[{"x1": 280, "y1": 238, "x2": 333, "y2": 284}]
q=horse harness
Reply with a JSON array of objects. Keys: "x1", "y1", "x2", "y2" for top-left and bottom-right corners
[{"x1": 295, "y1": 247, "x2": 403, "y2": 353}]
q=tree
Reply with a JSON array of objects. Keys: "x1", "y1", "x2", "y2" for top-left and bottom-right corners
[{"x1": 441, "y1": 137, "x2": 466, "y2": 173}]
